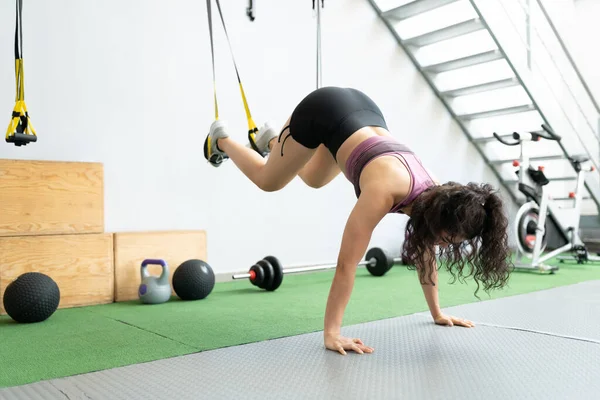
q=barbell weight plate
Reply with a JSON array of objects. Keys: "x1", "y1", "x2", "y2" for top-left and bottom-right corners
[
  {"x1": 365, "y1": 247, "x2": 393, "y2": 277},
  {"x1": 263, "y1": 255, "x2": 283, "y2": 291},
  {"x1": 256, "y1": 259, "x2": 274, "y2": 290},
  {"x1": 249, "y1": 264, "x2": 264, "y2": 287}
]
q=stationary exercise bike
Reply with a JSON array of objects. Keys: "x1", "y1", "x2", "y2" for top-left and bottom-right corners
[{"x1": 494, "y1": 124, "x2": 600, "y2": 272}]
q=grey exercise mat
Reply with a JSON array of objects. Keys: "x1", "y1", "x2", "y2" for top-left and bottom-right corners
[
  {"x1": 2, "y1": 282, "x2": 600, "y2": 400},
  {"x1": 416, "y1": 279, "x2": 600, "y2": 343}
]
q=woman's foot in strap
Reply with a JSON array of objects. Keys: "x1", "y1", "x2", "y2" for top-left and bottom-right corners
[
  {"x1": 204, "y1": 120, "x2": 230, "y2": 167},
  {"x1": 249, "y1": 122, "x2": 278, "y2": 157}
]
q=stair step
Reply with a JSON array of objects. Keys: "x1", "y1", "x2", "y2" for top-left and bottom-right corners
[
  {"x1": 554, "y1": 196, "x2": 592, "y2": 201},
  {"x1": 458, "y1": 104, "x2": 535, "y2": 121},
  {"x1": 441, "y1": 77, "x2": 519, "y2": 98},
  {"x1": 505, "y1": 176, "x2": 576, "y2": 184},
  {"x1": 490, "y1": 154, "x2": 565, "y2": 165},
  {"x1": 402, "y1": 18, "x2": 484, "y2": 47},
  {"x1": 383, "y1": 0, "x2": 461, "y2": 21},
  {"x1": 423, "y1": 50, "x2": 503, "y2": 73}
]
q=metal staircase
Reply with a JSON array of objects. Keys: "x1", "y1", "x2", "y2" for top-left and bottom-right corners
[{"x1": 367, "y1": 0, "x2": 600, "y2": 218}]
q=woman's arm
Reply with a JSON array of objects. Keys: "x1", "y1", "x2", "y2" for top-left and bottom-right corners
[
  {"x1": 419, "y1": 249, "x2": 476, "y2": 328},
  {"x1": 419, "y1": 250, "x2": 442, "y2": 319},
  {"x1": 323, "y1": 186, "x2": 392, "y2": 353}
]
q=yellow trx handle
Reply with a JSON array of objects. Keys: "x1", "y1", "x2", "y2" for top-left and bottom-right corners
[
  {"x1": 7, "y1": 0, "x2": 37, "y2": 146},
  {"x1": 6, "y1": 59, "x2": 37, "y2": 143}
]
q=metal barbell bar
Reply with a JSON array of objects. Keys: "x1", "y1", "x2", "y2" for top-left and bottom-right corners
[{"x1": 232, "y1": 247, "x2": 403, "y2": 291}]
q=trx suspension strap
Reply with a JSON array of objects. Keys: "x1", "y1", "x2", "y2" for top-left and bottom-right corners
[
  {"x1": 206, "y1": 0, "x2": 259, "y2": 152},
  {"x1": 6, "y1": 0, "x2": 37, "y2": 146},
  {"x1": 313, "y1": 0, "x2": 324, "y2": 89}
]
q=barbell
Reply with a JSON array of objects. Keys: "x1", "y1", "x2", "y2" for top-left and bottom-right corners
[{"x1": 232, "y1": 247, "x2": 402, "y2": 292}]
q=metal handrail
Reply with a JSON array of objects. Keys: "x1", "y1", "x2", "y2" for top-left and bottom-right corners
[
  {"x1": 494, "y1": 0, "x2": 599, "y2": 169},
  {"x1": 533, "y1": 0, "x2": 600, "y2": 115}
]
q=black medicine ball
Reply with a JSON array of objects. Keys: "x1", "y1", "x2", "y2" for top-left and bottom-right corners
[
  {"x1": 172, "y1": 259, "x2": 215, "y2": 300},
  {"x1": 3, "y1": 272, "x2": 61, "y2": 323}
]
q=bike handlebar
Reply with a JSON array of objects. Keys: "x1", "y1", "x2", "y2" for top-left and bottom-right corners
[
  {"x1": 492, "y1": 132, "x2": 520, "y2": 146},
  {"x1": 540, "y1": 124, "x2": 562, "y2": 141},
  {"x1": 493, "y1": 124, "x2": 562, "y2": 146}
]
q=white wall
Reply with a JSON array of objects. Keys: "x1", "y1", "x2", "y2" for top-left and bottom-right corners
[{"x1": 0, "y1": 0, "x2": 504, "y2": 273}]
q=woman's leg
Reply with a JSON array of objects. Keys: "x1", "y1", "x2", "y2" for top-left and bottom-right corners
[
  {"x1": 217, "y1": 118, "x2": 318, "y2": 192},
  {"x1": 298, "y1": 145, "x2": 341, "y2": 188}
]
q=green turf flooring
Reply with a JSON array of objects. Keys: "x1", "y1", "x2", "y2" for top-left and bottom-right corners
[{"x1": 2, "y1": 259, "x2": 600, "y2": 388}]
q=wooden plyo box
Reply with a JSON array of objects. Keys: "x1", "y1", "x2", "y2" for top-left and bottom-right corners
[
  {"x1": 113, "y1": 231, "x2": 207, "y2": 302},
  {"x1": 0, "y1": 159, "x2": 104, "y2": 237},
  {"x1": 0, "y1": 233, "x2": 114, "y2": 315}
]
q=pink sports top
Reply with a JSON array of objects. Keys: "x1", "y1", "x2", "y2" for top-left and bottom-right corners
[{"x1": 343, "y1": 136, "x2": 435, "y2": 213}]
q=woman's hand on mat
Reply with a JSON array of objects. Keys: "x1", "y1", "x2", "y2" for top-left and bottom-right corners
[
  {"x1": 434, "y1": 314, "x2": 475, "y2": 328},
  {"x1": 324, "y1": 333, "x2": 374, "y2": 355}
]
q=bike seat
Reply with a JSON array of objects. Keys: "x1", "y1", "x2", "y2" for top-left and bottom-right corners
[{"x1": 569, "y1": 154, "x2": 589, "y2": 163}]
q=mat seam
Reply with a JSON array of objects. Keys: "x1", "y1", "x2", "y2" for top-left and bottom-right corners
[
  {"x1": 49, "y1": 379, "x2": 94, "y2": 400},
  {"x1": 48, "y1": 381, "x2": 72, "y2": 400},
  {"x1": 116, "y1": 319, "x2": 201, "y2": 351},
  {"x1": 475, "y1": 323, "x2": 600, "y2": 345},
  {"x1": 414, "y1": 313, "x2": 600, "y2": 345},
  {"x1": 84, "y1": 309, "x2": 201, "y2": 352}
]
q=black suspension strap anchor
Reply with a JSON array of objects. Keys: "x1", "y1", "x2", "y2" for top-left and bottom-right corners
[
  {"x1": 313, "y1": 0, "x2": 324, "y2": 89},
  {"x1": 6, "y1": 0, "x2": 37, "y2": 146}
]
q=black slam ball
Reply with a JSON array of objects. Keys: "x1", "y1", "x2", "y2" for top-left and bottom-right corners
[
  {"x1": 172, "y1": 259, "x2": 215, "y2": 300},
  {"x1": 3, "y1": 272, "x2": 60, "y2": 323}
]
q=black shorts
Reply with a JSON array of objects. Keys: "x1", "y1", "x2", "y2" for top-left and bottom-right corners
[{"x1": 278, "y1": 87, "x2": 388, "y2": 159}]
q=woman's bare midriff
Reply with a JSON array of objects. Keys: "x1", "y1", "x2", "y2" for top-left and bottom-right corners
[
  {"x1": 335, "y1": 126, "x2": 413, "y2": 213},
  {"x1": 335, "y1": 126, "x2": 393, "y2": 175}
]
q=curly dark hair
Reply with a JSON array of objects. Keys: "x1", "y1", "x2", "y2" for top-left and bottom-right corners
[{"x1": 401, "y1": 181, "x2": 513, "y2": 297}]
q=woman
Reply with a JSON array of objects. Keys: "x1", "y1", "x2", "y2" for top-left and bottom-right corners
[{"x1": 204, "y1": 86, "x2": 513, "y2": 356}]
